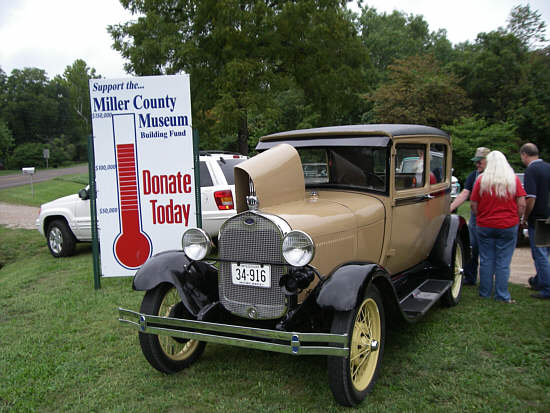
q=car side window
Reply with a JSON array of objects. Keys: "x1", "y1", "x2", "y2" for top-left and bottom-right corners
[
  {"x1": 396, "y1": 144, "x2": 425, "y2": 190},
  {"x1": 430, "y1": 144, "x2": 446, "y2": 184},
  {"x1": 199, "y1": 161, "x2": 213, "y2": 187}
]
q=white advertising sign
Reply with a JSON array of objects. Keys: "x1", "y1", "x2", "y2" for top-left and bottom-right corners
[{"x1": 89, "y1": 75, "x2": 195, "y2": 277}]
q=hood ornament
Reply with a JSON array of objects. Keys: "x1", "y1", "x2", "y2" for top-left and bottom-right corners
[
  {"x1": 246, "y1": 195, "x2": 259, "y2": 211},
  {"x1": 246, "y1": 178, "x2": 258, "y2": 210}
]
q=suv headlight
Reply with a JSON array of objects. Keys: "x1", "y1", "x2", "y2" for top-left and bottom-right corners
[
  {"x1": 282, "y1": 230, "x2": 315, "y2": 267},
  {"x1": 182, "y1": 228, "x2": 212, "y2": 260}
]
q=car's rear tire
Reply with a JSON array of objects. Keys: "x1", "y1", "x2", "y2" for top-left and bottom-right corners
[
  {"x1": 139, "y1": 283, "x2": 206, "y2": 374},
  {"x1": 46, "y1": 219, "x2": 76, "y2": 257},
  {"x1": 441, "y1": 238, "x2": 464, "y2": 307},
  {"x1": 327, "y1": 284, "x2": 385, "y2": 406}
]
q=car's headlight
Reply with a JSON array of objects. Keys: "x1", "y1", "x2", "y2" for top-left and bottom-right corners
[
  {"x1": 282, "y1": 230, "x2": 315, "y2": 267},
  {"x1": 182, "y1": 228, "x2": 212, "y2": 260}
]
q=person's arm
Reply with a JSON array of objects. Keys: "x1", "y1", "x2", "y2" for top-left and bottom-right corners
[
  {"x1": 517, "y1": 196, "x2": 526, "y2": 220},
  {"x1": 522, "y1": 169, "x2": 536, "y2": 223},
  {"x1": 450, "y1": 189, "x2": 470, "y2": 212},
  {"x1": 469, "y1": 176, "x2": 481, "y2": 216},
  {"x1": 524, "y1": 197, "x2": 536, "y2": 221}
]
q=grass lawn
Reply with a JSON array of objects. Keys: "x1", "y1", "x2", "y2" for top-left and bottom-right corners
[
  {"x1": 0, "y1": 173, "x2": 88, "y2": 207},
  {"x1": 1, "y1": 226, "x2": 549, "y2": 412},
  {"x1": 456, "y1": 200, "x2": 471, "y2": 222}
]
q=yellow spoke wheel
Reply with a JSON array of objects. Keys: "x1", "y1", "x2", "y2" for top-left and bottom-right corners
[
  {"x1": 349, "y1": 298, "x2": 381, "y2": 391},
  {"x1": 139, "y1": 284, "x2": 206, "y2": 374},
  {"x1": 328, "y1": 284, "x2": 385, "y2": 407},
  {"x1": 157, "y1": 287, "x2": 201, "y2": 361},
  {"x1": 451, "y1": 240, "x2": 463, "y2": 299},
  {"x1": 442, "y1": 238, "x2": 464, "y2": 307}
]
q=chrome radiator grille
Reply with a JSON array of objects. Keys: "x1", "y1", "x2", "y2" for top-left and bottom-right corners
[{"x1": 218, "y1": 212, "x2": 287, "y2": 319}]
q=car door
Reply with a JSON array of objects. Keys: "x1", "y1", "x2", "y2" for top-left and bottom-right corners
[{"x1": 385, "y1": 140, "x2": 449, "y2": 274}]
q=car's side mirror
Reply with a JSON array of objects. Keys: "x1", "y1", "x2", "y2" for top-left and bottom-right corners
[{"x1": 78, "y1": 188, "x2": 89, "y2": 200}]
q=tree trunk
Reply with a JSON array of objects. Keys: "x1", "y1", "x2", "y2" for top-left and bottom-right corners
[{"x1": 238, "y1": 115, "x2": 249, "y2": 155}]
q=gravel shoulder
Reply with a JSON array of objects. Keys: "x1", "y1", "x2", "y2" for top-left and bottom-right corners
[{"x1": 0, "y1": 201, "x2": 40, "y2": 230}]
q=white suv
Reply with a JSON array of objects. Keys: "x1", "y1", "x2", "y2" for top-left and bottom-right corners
[{"x1": 36, "y1": 152, "x2": 247, "y2": 257}]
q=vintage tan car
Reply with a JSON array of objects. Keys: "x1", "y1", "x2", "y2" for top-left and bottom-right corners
[{"x1": 119, "y1": 124, "x2": 470, "y2": 406}]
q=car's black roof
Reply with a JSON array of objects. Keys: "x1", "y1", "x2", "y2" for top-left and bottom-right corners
[
  {"x1": 261, "y1": 124, "x2": 449, "y2": 141},
  {"x1": 256, "y1": 124, "x2": 449, "y2": 151}
]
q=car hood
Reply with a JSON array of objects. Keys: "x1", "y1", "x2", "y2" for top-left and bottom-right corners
[
  {"x1": 262, "y1": 192, "x2": 384, "y2": 238},
  {"x1": 261, "y1": 191, "x2": 385, "y2": 277},
  {"x1": 41, "y1": 193, "x2": 80, "y2": 209},
  {"x1": 234, "y1": 143, "x2": 305, "y2": 213}
]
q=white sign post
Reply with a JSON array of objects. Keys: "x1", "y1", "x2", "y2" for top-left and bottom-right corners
[{"x1": 89, "y1": 75, "x2": 196, "y2": 277}]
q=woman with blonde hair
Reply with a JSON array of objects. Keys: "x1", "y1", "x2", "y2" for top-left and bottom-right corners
[{"x1": 470, "y1": 151, "x2": 526, "y2": 302}]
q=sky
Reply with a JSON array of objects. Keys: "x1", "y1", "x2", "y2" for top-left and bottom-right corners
[{"x1": 1, "y1": 0, "x2": 549, "y2": 80}]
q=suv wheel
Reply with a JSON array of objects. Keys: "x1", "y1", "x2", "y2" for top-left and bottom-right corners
[
  {"x1": 327, "y1": 284, "x2": 385, "y2": 406},
  {"x1": 46, "y1": 219, "x2": 76, "y2": 257},
  {"x1": 139, "y1": 283, "x2": 206, "y2": 374}
]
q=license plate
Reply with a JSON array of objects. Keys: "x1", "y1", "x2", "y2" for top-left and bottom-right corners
[{"x1": 231, "y1": 263, "x2": 271, "y2": 288}]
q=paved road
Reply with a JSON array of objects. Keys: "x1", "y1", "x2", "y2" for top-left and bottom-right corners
[{"x1": 0, "y1": 164, "x2": 89, "y2": 189}]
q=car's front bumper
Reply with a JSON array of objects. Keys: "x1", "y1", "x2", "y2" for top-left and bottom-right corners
[{"x1": 118, "y1": 307, "x2": 349, "y2": 357}]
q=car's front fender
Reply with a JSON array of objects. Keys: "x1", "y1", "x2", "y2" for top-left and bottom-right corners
[
  {"x1": 316, "y1": 263, "x2": 385, "y2": 312},
  {"x1": 133, "y1": 250, "x2": 219, "y2": 316}
]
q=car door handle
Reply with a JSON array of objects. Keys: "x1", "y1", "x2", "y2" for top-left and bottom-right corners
[{"x1": 424, "y1": 194, "x2": 434, "y2": 200}]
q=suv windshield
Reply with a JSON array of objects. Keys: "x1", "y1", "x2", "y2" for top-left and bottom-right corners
[
  {"x1": 217, "y1": 158, "x2": 245, "y2": 185},
  {"x1": 297, "y1": 147, "x2": 387, "y2": 192}
]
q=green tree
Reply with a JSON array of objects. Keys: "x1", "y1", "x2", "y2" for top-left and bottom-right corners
[
  {"x1": 109, "y1": 0, "x2": 370, "y2": 154},
  {"x1": 0, "y1": 120, "x2": 14, "y2": 164},
  {"x1": 369, "y1": 54, "x2": 470, "y2": 127},
  {"x1": 7, "y1": 142, "x2": 45, "y2": 169},
  {"x1": 507, "y1": 4, "x2": 547, "y2": 49},
  {"x1": 3, "y1": 68, "x2": 60, "y2": 144},
  {"x1": 358, "y1": 7, "x2": 453, "y2": 84},
  {"x1": 510, "y1": 49, "x2": 550, "y2": 158},
  {"x1": 57, "y1": 59, "x2": 101, "y2": 160},
  {"x1": 450, "y1": 31, "x2": 528, "y2": 123},
  {"x1": 62, "y1": 59, "x2": 99, "y2": 134},
  {"x1": 443, "y1": 116, "x2": 520, "y2": 183},
  {"x1": 0, "y1": 67, "x2": 7, "y2": 118}
]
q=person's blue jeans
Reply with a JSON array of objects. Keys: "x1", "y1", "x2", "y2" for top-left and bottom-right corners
[
  {"x1": 463, "y1": 214, "x2": 479, "y2": 284},
  {"x1": 528, "y1": 224, "x2": 550, "y2": 297},
  {"x1": 477, "y1": 225, "x2": 518, "y2": 301}
]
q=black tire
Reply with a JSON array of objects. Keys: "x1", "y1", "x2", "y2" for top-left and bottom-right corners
[
  {"x1": 138, "y1": 283, "x2": 206, "y2": 374},
  {"x1": 327, "y1": 284, "x2": 385, "y2": 407},
  {"x1": 46, "y1": 219, "x2": 76, "y2": 257},
  {"x1": 441, "y1": 238, "x2": 464, "y2": 307}
]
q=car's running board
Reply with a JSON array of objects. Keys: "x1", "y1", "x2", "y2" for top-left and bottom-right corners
[{"x1": 399, "y1": 279, "x2": 453, "y2": 318}]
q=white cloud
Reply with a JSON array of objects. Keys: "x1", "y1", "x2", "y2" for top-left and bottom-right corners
[
  {"x1": 0, "y1": 0, "x2": 134, "y2": 78},
  {"x1": 353, "y1": 0, "x2": 550, "y2": 45}
]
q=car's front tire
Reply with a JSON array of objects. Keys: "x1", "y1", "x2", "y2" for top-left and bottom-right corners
[
  {"x1": 46, "y1": 219, "x2": 76, "y2": 257},
  {"x1": 327, "y1": 284, "x2": 385, "y2": 406},
  {"x1": 139, "y1": 283, "x2": 206, "y2": 374}
]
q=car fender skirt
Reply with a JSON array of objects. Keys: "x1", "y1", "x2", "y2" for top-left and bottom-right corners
[
  {"x1": 316, "y1": 263, "x2": 384, "y2": 311},
  {"x1": 132, "y1": 250, "x2": 219, "y2": 316}
]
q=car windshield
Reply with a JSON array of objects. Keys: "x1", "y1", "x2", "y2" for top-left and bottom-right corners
[
  {"x1": 217, "y1": 158, "x2": 245, "y2": 185},
  {"x1": 297, "y1": 147, "x2": 388, "y2": 192}
]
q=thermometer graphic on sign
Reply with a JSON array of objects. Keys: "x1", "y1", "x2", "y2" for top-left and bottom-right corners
[{"x1": 112, "y1": 114, "x2": 152, "y2": 269}]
